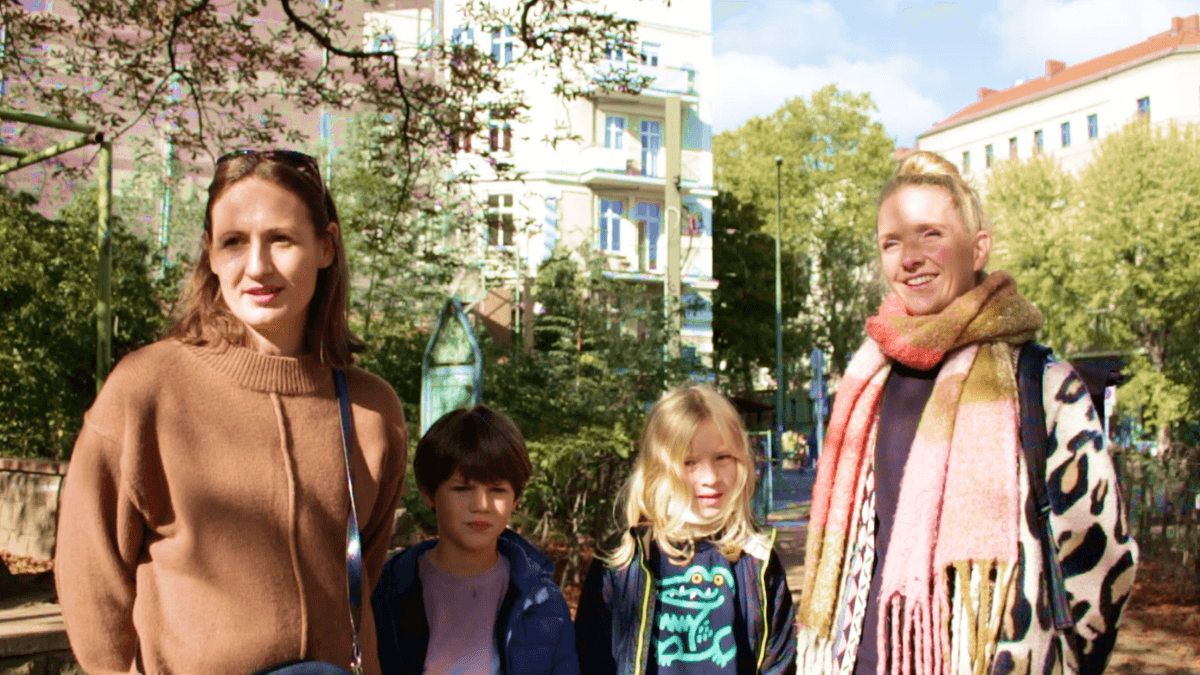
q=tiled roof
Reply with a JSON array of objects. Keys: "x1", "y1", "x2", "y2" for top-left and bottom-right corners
[{"x1": 919, "y1": 15, "x2": 1200, "y2": 138}]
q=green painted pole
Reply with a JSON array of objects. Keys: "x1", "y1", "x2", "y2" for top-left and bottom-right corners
[
  {"x1": 0, "y1": 132, "x2": 102, "y2": 175},
  {"x1": 0, "y1": 145, "x2": 27, "y2": 158},
  {"x1": 0, "y1": 109, "x2": 94, "y2": 134},
  {"x1": 774, "y1": 156, "x2": 784, "y2": 465},
  {"x1": 96, "y1": 141, "x2": 113, "y2": 392}
]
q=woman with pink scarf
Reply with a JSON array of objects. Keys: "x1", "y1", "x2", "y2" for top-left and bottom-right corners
[{"x1": 796, "y1": 151, "x2": 1137, "y2": 675}]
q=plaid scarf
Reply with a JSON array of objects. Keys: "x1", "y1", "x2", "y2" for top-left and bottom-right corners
[{"x1": 798, "y1": 272, "x2": 1043, "y2": 675}]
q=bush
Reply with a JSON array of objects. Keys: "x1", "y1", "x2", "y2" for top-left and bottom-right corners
[{"x1": 0, "y1": 188, "x2": 177, "y2": 458}]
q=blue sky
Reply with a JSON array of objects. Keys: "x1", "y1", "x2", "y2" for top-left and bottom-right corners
[{"x1": 710, "y1": 0, "x2": 1197, "y2": 146}]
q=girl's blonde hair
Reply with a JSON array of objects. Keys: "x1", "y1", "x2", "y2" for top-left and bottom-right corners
[
  {"x1": 605, "y1": 384, "x2": 770, "y2": 568},
  {"x1": 878, "y1": 150, "x2": 989, "y2": 236}
]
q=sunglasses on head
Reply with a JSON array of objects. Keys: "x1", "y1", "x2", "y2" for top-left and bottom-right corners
[{"x1": 216, "y1": 149, "x2": 324, "y2": 185}]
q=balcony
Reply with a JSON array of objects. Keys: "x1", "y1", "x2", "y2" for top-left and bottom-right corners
[
  {"x1": 570, "y1": 146, "x2": 667, "y2": 189},
  {"x1": 592, "y1": 61, "x2": 698, "y2": 101}
]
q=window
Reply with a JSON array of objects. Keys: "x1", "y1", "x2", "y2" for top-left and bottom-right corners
[
  {"x1": 640, "y1": 120, "x2": 662, "y2": 177},
  {"x1": 489, "y1": 113, "x2": 512, "y2": 153},
  {"x1": 632, "y1": 202, "x2": 661, "y2": 271},
  {"x1": 1008, "y1": 137, "x2": 1018, "y2": 160},
  {"x1": 639, "y1": 42, "x2": 660, "y2": 67},
  {"x1": 1137, "y1": 96, "x2": 1150, "y2": 119},
  {"x1": 961, "y1": 150, "x2": 970, "y2": 174},
  {"x1": 604, "y1": 41, "x2": 624, "y2": 62},
  {"x1": 372, "y1": 33, "x2": 396, "y2": 52},
  {"x1": 599, "y1": 199, "x2": 623, "y2": 251},
  {"x1": 1087, "y1": 114, "x2": 1099, "y2": 139},
  {"x1": 450, "y1": 113, "x2": 474, "y2": 153},
  {"x1": 1034, "y1": 129, "x2": 1043, "y2": 155},
  {"x1": 487, "y1": 194, "x2": 514, "y2": 247},
  {"x1": 604, "y1": 116, "x2": 625, "y2": 150},
  {"x1": 1061, "y1": 121, "x2": 1071, "y2": 148},
  {"x1": 985, "y1": 144, "x2": 994, "y2": 169},
  {"x1": 451, "y1": 26, "x2": 475, "y2": 47},
  {"x1": 491, "y1": 25, "x2": 514, "y2": 65}
]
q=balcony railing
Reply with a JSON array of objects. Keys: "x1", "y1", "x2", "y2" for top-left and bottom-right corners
[{"x1": 593, "y1": 61, "x2": 697, "y2": 97}]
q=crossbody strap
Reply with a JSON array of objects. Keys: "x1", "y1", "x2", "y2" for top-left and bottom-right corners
[
  {"x1": 1016, "y1": 342, "x2": 1075, "y2": 631},
  {"x1": 333, "y1": 369, "x2": 364, "y2": 675}
]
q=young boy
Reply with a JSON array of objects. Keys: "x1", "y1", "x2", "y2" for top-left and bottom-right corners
[{"x1": 372, "y1": 405, "x2": 579, "y2": 675}]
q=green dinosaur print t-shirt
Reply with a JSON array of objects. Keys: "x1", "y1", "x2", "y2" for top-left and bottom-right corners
[{"x1": 649, "y1": 541, "x2": 738, "y2": 674}]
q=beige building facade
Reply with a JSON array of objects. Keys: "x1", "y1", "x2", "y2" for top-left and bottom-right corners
[
  {"x1": 917, "y1": 14, "x2": 1200, "y2": 181},
  {"x1": 368, "y1": 0, "x2": 717, "y2": 360}
]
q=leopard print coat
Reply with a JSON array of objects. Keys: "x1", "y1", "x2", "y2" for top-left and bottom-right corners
[{"x1": 990, "y1": 360, "x2": 1138, "y2": 674}]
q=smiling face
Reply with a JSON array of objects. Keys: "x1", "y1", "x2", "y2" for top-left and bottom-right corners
[
  {"x1": 685, "y1": 417, "x2": 741, "y2": 519},
  {"x1": 422, "y1": 470, "x2": 516, "y2": 562},
  {"x1": 877, "y1": 184, "x2": 991, "y2": 316},
  {"x1": 208, "y1": 177, "x2": 337, "y2": 356}
]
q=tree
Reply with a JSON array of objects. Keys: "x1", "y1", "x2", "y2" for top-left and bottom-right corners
[
  {"x1": 711, "y1": 190, "x2": 807, "y2": 394},
  {"x1": 713, "y1": 85, "x2": 895, "y2": 378},
  {"x1": 986, "y1": 120, "x2": 1200, "y2": 448},
  {"x1": 0, "y1": 187, "x2": 173, "y2": 458},
  {"x1": 0, "y1": 0, "x2": 648, "y2": 189}
]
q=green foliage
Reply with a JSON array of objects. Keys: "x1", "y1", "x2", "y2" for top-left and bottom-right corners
[
  {"x1": 714, "y1": 85, "x2": 895, "y2": 376},
  {"x1": 986, "y1": 120, "x2": 1200, "y2": 441},
  {"x1": 519, "y1": 425, "x2": 635, "y2": 584},
  {"x1": 712, "y1": 191, "x2": 808, "y2": 393},
  {"x1": 0, "y1": 187, "x2": 174, "y2": 458}
]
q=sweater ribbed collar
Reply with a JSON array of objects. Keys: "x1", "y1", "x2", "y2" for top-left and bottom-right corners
[{"x1": 181, "y1": 339, "x2": 330, "y2": 395}]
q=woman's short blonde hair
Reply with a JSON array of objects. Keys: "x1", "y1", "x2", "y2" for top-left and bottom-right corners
[
  {"x1": 878, "y1": 150, "x2": 989, "y2": 236},
  {"x1": 605, "y1": 384, "x2": 770, "y2": 568}
]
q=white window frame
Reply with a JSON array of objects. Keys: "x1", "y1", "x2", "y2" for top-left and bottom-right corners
[
  {"x1": 632, "y1": 202, "x2": 661, "y2": 271},
  {"x1": 599, "y1": 199, "x2": 623, "y2": 251},
  {"x1": 491, "y1": 25, "x2": 515, "y2": 65},
  {"x1": 639, "y1": 42, "x2": 660, "y2": 67},
  {"x1": 487, "y1": 194, "x2": 515, "y2": 248},
  {"x1": 604, "y1": 116, "x2": 626, "y2": 150},
  {"x1": 640, "y1": 120, "x2": 662, "y2": 177},
  {"x1": 451, "y1": 26, "x2": 475, "y2": 47}
]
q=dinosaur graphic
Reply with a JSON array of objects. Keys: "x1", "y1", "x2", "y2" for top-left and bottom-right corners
[{"x1": 655, "y1": 564, "x2": 737, "y2": 668}]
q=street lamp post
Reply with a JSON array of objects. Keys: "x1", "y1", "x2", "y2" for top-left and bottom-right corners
[{"x1": 773, "y1": 156, "x2": 784, "y2": 513}]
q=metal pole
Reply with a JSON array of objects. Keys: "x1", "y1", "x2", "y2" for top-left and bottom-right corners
[
  {"x1": 774, "y1": 156, "x2": 784, "y2": 464},
  {"x1": 159, "y1": 137, "x2": 174, "y2": 276},
  {"x1": 0, "y1": 109, "x2": 94, "y2": 134},
  {"x1": 96, "y1": 141, "x2": 113, "y2": 392},
  {"x1": 0, "y1": 132, "x2": 102, "y2": 175}
]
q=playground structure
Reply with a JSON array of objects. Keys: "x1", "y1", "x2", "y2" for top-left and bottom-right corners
[{"x1": 0, "y1": 108, "x2": 113, "y2": 395}]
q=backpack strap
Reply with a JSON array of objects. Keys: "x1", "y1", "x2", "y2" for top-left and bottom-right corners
[{"x1": 1017, "y1": 342, "x2": 1076, "y2": 631}]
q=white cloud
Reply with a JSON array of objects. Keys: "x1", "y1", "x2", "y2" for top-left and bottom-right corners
[
  {"x1": 710, "y1": 51, "x2": 947, "y2": 146},
  {"x1": 985, "y1": 0, "x2": 1198, "y2": 75},
  {"x1": 713, "y1": 0, "x2": 862, "y2": 65}
]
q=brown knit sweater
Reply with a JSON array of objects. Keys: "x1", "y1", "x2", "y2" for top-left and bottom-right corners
[{"x1": 55, "y1": 339, "x2": 408, "y2": 675}]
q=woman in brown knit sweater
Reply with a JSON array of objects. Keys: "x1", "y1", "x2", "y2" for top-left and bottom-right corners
[{"x1": 54, "y1": 151, "x2": 408, "y2": 675}]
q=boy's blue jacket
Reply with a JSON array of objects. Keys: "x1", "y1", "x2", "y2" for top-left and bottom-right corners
[
  {"x1": 372, "y1": 529, "x2": 580, "y2": 675},
  {"x1": 574, "y1": 527, "x2": 796, "y2": 675}
]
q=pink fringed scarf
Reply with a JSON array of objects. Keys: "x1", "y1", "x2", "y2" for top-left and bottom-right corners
[{"x1": 798, "y1": 272, "x2": 1043, "y2": 675}]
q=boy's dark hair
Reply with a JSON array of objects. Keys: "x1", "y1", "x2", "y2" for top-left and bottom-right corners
[{"x1": 413, "y1": 405, "x2": 533, "y2": 499}]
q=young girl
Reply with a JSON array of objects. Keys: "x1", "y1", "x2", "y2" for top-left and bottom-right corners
[{"x1": 575, "y1": 385, "x2": 797, "y2": 675}]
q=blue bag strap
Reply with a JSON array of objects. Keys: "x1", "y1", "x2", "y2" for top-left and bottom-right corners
[
  {"x1": 333, "y1": 369, "x2": 364, "y2": 675},
  {"x1": 1017, "y1": 342, "x2": 1075, "y2": 631}
]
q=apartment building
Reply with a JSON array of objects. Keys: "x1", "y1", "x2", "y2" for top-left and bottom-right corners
[
  {"x1": 918, "y1": 14, "x2": 1200, "y2": 179},
  {"x1": 367, "y1": 0, "x2": 717, "y2": 361}
]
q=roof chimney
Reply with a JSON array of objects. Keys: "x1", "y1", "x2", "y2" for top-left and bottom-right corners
[
  {"x1": 1184, "y1": 14, "x2": 1199, "y2": 32},
  {"x1": 977, "y1": 87, "x2": 997, "y2": 101},
  {"x1": 1171, "y1": 16, "x2": 1184, "y2": 33},
  {"x1": 1046, "y1": 59, "x2": 1066, "y2": 77}
]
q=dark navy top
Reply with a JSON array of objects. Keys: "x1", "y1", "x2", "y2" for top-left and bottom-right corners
[
  {"x1": 649, "y1": 541, "x2": 740, "y2": 675},
  {"x1": 854, "y1": 362, "x2": 940, "y2": 675}
]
